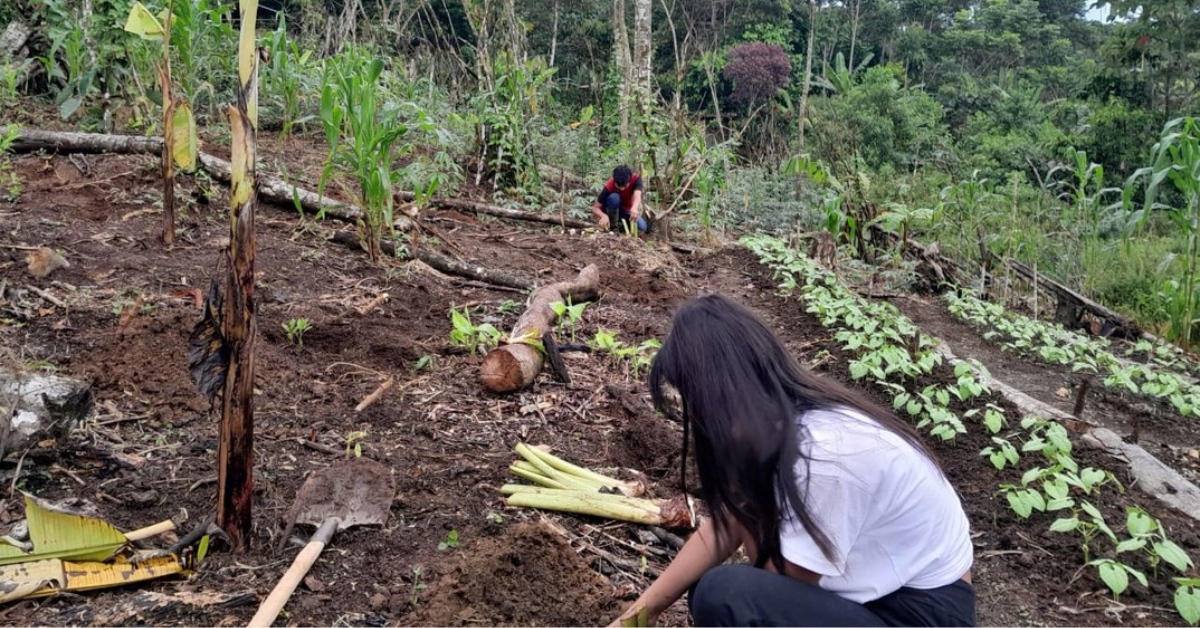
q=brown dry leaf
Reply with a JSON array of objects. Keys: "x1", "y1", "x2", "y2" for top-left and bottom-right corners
[
  {"x1": 121, "y1": 208, "x2": 159, "y2": 222},
  {"x1": 1055, "y1": 388, "x2": 1070, "y2": 398},
  {"x1": 26, "y1": 248, "x2": 69, "y2": 279}
]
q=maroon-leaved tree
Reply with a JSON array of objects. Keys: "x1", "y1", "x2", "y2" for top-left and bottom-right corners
[{"x1": 722, "y1": 42, "x2": 792, "y2": 109}]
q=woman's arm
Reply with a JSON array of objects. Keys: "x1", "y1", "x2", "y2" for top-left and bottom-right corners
[{"x1": 609, "y1": 518, "x2": 740, "y2": 626}]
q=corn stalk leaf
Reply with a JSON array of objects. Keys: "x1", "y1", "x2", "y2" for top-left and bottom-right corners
[{"x1": 0, "y1": 494, "x2": 127, "y2": 566}]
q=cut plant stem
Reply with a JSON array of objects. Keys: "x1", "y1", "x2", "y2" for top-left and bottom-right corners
[
  {"x1": 502, "y1": 486, "x2": 695, "y2": 529},
  {"x1": 508, "y1": 465, "x2": 569, "y2": 490},
  {"x1": 515, "y1": 443, "x2": 644, "y2": 496},
  {"x1": 511, "y1": 458, "x2": 611, "y2": 492}
]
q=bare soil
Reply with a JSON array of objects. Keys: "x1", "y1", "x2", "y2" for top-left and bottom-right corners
[{"x1": 1, "y1": 140, "x2": 1198, "y2": 627}]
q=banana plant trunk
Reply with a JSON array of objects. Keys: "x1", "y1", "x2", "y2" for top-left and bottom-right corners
[
  {"x1": 160, "y1": 0, "x2": 176, "y2": 244},
  {"x1": 218, "y1": 0, "x2": 260, "y2": 552}
]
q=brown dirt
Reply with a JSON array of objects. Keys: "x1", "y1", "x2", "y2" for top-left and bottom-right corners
[
  {"x1": 3, "y1": 138, "x2": 1200, "y2": 627},
  {"x1": 409, "y1": 522, "x2": 622, "y2": 626}
]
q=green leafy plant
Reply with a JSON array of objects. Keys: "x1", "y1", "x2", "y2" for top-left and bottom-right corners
[
  {"x1": 1116, "y1": 506, "x2": 1194, "y2": 578},
  {"x1": 449, "y1": 308, "x2": 501, "y2": 355},
  {"x1": 409, "y1": 565, "x2": 427, "y2": 607},
  {"x1": 1088, "y1": 557, "x2": 1148, "y2": 601},
  {"x1": 497, "y1": 300, "x2": 520, "y2": 315},
  {"x1": 319, "y1": 52, "x2": 409, "y2": 263},
  {"x1": 262, "y1": 14, "x2": 317, "y2": 139},
  {"x1": 414, "y1": 354, "x2": 435, "y2": 373},
  {"x1": 980, "y1": 436, "x2": 1019, "y2": 470},
  {"x1": 1176, "y1": 578, "x2": 1200, "y2": 626},
  {"x1": 550, "y1": 298, "x2": 588, "y2": 343},
  {"x1": 1125, "y1": 117, "x2": 1200, "y2": 349},
  {"x1": 344, "y1": 430, "x2": 367, "y2": 458},
  {"x1": 1050, "y1": 501, "x2": 1117, "y2": 562},
  {"x1": 437, "y1": 529, "x2": 460, "y2": 551},
  {"x1": 0, "y1": 124, "x2": 20, "y2": 202},
  {"x1": 282, "y1": 318, "x2": 312, "y2": 348}
]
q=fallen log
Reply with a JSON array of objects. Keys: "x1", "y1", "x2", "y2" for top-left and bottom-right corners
[
  {"x1": 481, "y1": 265, "x2": 600, "y2": 393},
  {"x1": 12, "y1": 129, "x2": 162, "y2": 155},
  {"x1": 327, "y1": 230, "x2": 534, "y2": 291},
  {"x1": 396, "y1": 192, "x2": 593, "y2": 230},
  {"x1": 11, "y1": 130, "x2": 413, "y2": 232}
]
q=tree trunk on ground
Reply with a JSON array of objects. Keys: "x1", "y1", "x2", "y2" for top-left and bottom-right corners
[
  {"x1": 12, "y1": 129, "x2": 162, "y2": 154},
  {"x1": 327, "y1": 230, "x2": 534, "y2": 291},
  {"x1": 218, "y1": 0, "x2": 260, "y2": 553},
  {"x1": 797, "y1": 0, "x2": 817, "y2": 152},
  {"x1": 481, "y1": 265, "x2": 600, "y2": 393},
  {"x1": 398, "y1": 193, "x2": 592, "y2": 229}
]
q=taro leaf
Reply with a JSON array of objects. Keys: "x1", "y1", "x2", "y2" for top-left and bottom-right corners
[
  {"x1": 187, "y1": 278, "x2": 228, "y2": 406},
  {"x1": 0, "y1": 494, "x2": 126, "y2": 566},
  {"x1": 123, "y1": 1, "x2": 165, "y2": 40},
  {"x1": 170, "y1": 101, "x2": 198, "y2": 173}
]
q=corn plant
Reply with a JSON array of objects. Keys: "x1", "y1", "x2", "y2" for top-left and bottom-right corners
[
  {"x1": 262, "y1": 15, "x2": 317, "y2": 139},
  {"x1": 319, "y1": 52, "x2": 408, "y2": 263},
  {"x1": 1126, "y1": 117, "x2": 1200, "y2": 349}
]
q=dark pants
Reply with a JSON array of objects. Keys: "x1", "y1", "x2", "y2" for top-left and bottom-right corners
[
  {"x1": 602, "y1": 193, "x2": 649, "y2": 233},
  {"x1": 689, "y1": 564, "x2": 976, "y2": 627}
]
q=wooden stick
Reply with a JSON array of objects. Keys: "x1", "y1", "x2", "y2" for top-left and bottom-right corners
[
  {"x1": 247, "y1": 517, "x2": 339, "y2": 628},
  {"x1": 355, "y1": 376, "x2": 395, "y2": 413},
  {"x1": 125, "y1": 519, "x2": 177, "y2": 542},
  {"x1": 25, "y1": 285, "x2": 67, "y2": 309},
  {"x1": 1073, "y1": 376, "x2": 1092, "y2": 419},
  {"x1": 356, "y1": 293, "x2": 389, "y2": 316}
]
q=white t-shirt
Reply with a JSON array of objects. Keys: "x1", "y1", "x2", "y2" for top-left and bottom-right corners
[{"x1": 779, "y1": 407, "x2": 973, "y2": 604}]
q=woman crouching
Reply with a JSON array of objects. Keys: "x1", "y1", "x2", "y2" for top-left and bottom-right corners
[{"x1": 610, "y1": 294, "x2": 975, "y2": 627}]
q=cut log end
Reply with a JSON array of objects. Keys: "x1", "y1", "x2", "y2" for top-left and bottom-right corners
[{"x1": 481, "y1": 349, "x2": 526, "y2": 393}]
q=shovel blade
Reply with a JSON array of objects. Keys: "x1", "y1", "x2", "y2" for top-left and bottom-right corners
[{"x1": 293, "y1": 457, "x2": 395, "y2": 530}]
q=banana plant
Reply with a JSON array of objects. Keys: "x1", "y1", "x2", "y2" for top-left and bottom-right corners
[{"x1": 124, "y1": 0, "x2": 198, "y2": 245}]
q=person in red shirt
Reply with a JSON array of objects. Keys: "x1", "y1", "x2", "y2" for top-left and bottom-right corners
[{"x1": 592, "y1": 165, "x2": 649, "y2": 233}]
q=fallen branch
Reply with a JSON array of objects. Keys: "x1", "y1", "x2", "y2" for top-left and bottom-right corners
[
  {"x1": 481, "y1": 265, "x2": 599, "y2": 393},
  {"x1": 399, "y1": 192, "x2": 592, "y2": 230},
  {"x1": 326, "y1": 230, "x2": 534, "y2": 291},
  {"x1": 10, "y1": 130, "x2": 412, "y2": 233}
]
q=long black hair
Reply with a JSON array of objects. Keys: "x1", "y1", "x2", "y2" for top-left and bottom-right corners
[{"x1": 650, "y1": 294, "x2": 938, "y2": 572}]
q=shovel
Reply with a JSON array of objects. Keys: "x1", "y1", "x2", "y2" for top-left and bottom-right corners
[{"x1": 248, "y1": 457, "x2": 395, "y2": 628}]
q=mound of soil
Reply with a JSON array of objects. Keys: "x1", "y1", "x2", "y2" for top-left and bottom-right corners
[{"x1": 410, "y1": 523, "x2": 621, "y2": 626}]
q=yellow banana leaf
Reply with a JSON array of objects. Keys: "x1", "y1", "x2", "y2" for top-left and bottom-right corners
[
  {"x1": 171, "y1": 101, "x2": 198, "y2": 172},
  {"x1": 0, "y1": 555, "x2": 188, "y2": 604},
  {"x1": 123, "y1": 1, "x2": 165, "y2": 40},
  {"x1": 0, "y1": 494, "x2": 126, "y2": 566},
  {"x1": 0, "y1": 560, "x2": 61, "y2": 604}
]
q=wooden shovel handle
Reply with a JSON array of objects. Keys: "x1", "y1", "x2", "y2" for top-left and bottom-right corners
[{"x1": 247, "y1": 517, "x2": 340, "y2": 628}]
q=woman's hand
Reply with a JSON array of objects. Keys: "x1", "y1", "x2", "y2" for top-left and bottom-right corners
[{"x1": 607, "y1": 604, "x2": 657, "y2": 627}]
